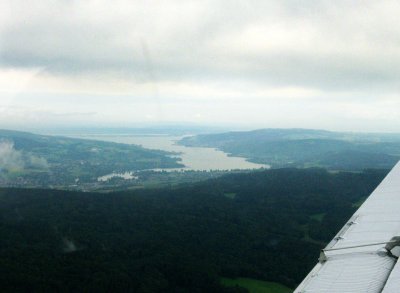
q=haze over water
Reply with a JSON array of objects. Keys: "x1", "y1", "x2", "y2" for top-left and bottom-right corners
[{"x1": 71, "y1": 134, "x2": 268, "y2": 171}]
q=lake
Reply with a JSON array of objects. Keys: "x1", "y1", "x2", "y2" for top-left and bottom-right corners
[{"x1": 71, "y1": 134, "x2": 268, "y2": 171}]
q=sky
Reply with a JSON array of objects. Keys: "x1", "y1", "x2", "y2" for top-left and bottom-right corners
[{"x1": 1, "y1": 0, "x2": 400, "y2": 132}]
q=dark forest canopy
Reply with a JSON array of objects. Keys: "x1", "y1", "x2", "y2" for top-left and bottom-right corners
[
  {"x1": 0, "y1": 168, "x2": 388, "y2": 292},
  {"x1": 179, "y1": 128, "x2": 400, "y2": 170}
]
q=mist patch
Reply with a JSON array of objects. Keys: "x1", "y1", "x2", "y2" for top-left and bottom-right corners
[{"x1": 0, "y1": 140, "x2": 49, "y2": 175}]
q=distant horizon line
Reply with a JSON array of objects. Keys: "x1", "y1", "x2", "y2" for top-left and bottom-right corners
[{"x1": 2, "y1": 124, "x2": 400, "y2": 136}]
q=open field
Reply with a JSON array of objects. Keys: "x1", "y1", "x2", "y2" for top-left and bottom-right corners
[{"x1": 221, "y1": 278, "x2": 292, "y2": 293}]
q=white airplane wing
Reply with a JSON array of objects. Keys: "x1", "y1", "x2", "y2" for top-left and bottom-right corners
[{"x1": 295, "y1": 161, "x2": 400, "y2": 293}]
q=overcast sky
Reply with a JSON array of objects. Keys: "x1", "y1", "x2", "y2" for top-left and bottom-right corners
[{"x1": 1, "y1": 0, "x2": 400, "y2": 132}]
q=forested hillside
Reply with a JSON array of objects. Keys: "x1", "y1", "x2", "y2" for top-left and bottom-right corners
[
  {"x1": 0, "y1": 129, "x2": 182, "y2": 187},
  {"x1": 180, "y1": 129, "x2": 400, "y2": 170},
  {"x1": 0, "y1": 168, "x2": 388, "y2": 292}
]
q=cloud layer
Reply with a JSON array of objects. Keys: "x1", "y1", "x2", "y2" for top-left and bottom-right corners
[{"x1": 1, "y1": 0, "x2": 400, "y2": 131}]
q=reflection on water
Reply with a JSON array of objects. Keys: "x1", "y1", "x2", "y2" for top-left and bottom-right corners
[{"x1": 72, "y1": 134, "x2": 269, "y2": 171}]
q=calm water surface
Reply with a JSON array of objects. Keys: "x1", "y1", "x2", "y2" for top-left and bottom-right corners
[{"x1": 72, "y1": 134, "x2": 268, "y2": 171}]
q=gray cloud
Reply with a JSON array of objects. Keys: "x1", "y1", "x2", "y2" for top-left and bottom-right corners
[
  {"x1": 0, "y1": 140, "x2": 25, "y2": 171},
  {"x1": 0, "y1": 140, "x2": 49, "y2": 173},
  {"x1": 2, "y1": 0, "x2": 400, "y2": 91},
  {"x1": 1, "y1": 0, "x2": 400, "y2": 131}
]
